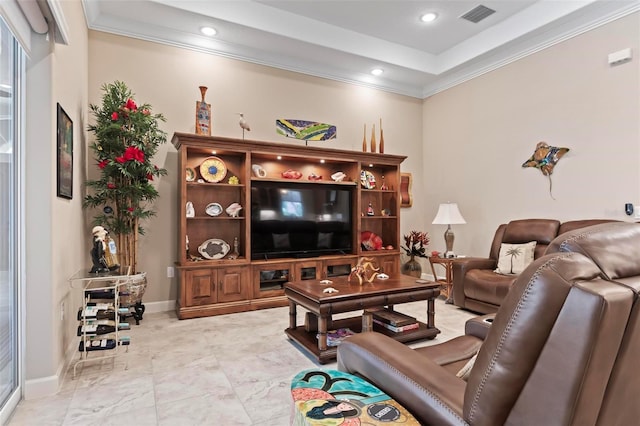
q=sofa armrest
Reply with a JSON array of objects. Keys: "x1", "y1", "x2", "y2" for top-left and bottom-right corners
[
  {"x1": 452, "y1": 257, "x2": 497, "y2": 308},
  {"x1": 337, "y1": 333, "x2": 467, "y2": 425},
  {"x1": 464, "y1": 314, "x2": 495, "y2": 340}
]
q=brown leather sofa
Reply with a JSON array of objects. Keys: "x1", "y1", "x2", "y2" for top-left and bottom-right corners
[
  {"x1": 451, "y1": 218, "x2": 616, "y2": 313},
  {"x1": 337, "y1": 222, "x2": 640, "y2": 425}
]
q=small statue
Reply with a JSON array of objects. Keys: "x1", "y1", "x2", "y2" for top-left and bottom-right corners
[
  {"x1": 228, "y1": 237, "x2": 240, "y2": 260},
  {"x1": 348, "y1": 257, "x2": 380, "y2": 285},
  {"x1": 90, "y1": 226, "x2": 110, "y2": 273}
]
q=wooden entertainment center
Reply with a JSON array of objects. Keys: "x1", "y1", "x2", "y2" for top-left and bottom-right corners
[{"x1": 172, "y1": 133, "x2": 406, "y2": 319}]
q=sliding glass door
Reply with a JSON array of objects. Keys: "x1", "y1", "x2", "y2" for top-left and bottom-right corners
[{"x1": 0, "y1": 17, "x2": 24, "y2": 422}]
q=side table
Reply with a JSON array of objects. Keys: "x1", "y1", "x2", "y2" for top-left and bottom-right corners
[{"x1": 428, "y1": 256, "x2": 459, "y2": 304}]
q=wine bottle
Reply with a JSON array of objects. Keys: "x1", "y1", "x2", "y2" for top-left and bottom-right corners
[
  {"x1": 77, "y1": 306, "x2": 127, "y2": 321},
  {"x1": 79, "y1": 338, "x2": 116, "y2": 352},
  {"x1": 85, "y1": 289, "x2": 115, "y2": 299},
  {"x1": 77, "y1": 324, "x2": 116, "y2": 336}
]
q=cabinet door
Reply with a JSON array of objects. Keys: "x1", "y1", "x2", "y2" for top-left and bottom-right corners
[
  {"x1": 377, "y1": 255, "x2": 399, "y2": 275},
  {"x1": 324, "y1": 257, "x2": 357, "y2": 278},
  {"x1": 185, "y1": 269, "x2": 217, "y2": 306},
  {"x1": 252, "y1": 264, "x2": 291, "y2": 299},
  {"x1": 217, "y1": 266, "x2": 249, "y2": 303},
  {"x1": 294, "y1": 260, "x2": 321, "y2": 281}
]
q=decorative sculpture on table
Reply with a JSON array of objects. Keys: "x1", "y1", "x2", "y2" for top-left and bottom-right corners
[
  {"x1": 522, "y1": 141, "x2": 570, "y2": 199},
  {"x1": 90, "y1": 226, "x2": 119, "y2": 273},
  {"x1": 348, "y1": 257, "x2": 380, "y2": 285}
]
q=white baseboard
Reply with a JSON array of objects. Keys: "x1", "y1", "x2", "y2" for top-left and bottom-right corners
[
  {"x1": 24, "y1": 374, "x2": 59, "y2": 400},
  {"x1": 143, "y1": 299, "x2": 175, "y2": 313}
]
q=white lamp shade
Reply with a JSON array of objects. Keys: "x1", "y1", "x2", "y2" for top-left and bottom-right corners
[{"x1": 432, "y1": 203, "x2": 466, "y2": 225}]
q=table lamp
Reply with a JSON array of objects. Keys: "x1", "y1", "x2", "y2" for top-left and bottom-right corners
[{"x1": 432, "y1": 202, "x2": 466, "y2": 258}]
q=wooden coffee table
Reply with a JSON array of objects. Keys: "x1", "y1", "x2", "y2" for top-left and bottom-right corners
[{"x1": 284, "y1": 275, "x2": 441, "y2": 363}]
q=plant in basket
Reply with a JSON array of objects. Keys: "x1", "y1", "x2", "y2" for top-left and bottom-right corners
[{"x1": 83, "y1": 81, "x2": 168, "y2": 276}]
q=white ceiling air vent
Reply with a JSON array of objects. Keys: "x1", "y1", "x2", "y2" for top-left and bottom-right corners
[{"x1": 460, "y1": 5, "x2": 496, "y2": 23}]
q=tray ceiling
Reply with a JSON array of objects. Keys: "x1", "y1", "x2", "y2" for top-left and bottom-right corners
[{"x1": 82, "y1": 0, "x2": 639, "y2": 98}]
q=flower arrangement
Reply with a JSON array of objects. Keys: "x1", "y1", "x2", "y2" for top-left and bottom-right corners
[
  {"x1": 402, "y1": 231, "x2": 430, "y2": 259},
  {"x1": 83, "y1": 81, "x2": 167, "y2": 273}
]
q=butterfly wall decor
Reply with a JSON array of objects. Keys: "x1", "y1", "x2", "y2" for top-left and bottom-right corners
[{"x1": 522, "y1": 141, "x2": 570, "y2": 199}]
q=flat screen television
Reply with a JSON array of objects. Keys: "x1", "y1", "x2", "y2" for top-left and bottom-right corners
[{"x1": 251, "y1": 181, "x2": 354, "y2": 260}]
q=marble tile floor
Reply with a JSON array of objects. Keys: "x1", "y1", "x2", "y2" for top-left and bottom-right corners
[{"x1": 8, "y1": 298, "x2": 476, "y2": 426}]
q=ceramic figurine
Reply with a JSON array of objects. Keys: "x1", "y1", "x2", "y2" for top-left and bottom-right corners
[
  {"x1": 367, "y1": 202, "x2": 374, "y2": 216},
  {"x1": 331, "y1": 171, "x2": 346, "y2": 182},
  {"x1": 186, "y1": 201, "x2": 195, "y2": 218},
  {"x1": 89, "y1": 226, "x2": 110, "y2": 273},
  {"x1": 226, "y1": 202, "x2": 243, "y2": 217},
  {"x1": 228, "y1": 237, "x2": 240, "y2": 260},
  {"x1": 238, "y1": 113, "x2": 250, "y2": 139}
]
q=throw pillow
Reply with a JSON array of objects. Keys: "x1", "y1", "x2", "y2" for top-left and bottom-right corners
[
  {"x1": 272, "y1": 233, "x2": 291, "y2": 250},
  {"x1": 317, "y1": 232, "x2": 333, "y2": 249},
  {"x1": 494, "y1": 241, "x2": 537, "y2": 275},
  {"x1": 456, "y1": 353, "x2": 478, "y2": 381}
]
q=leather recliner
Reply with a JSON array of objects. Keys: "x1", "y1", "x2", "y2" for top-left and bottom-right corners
[
  {"x1": 545, "y1": 221, "x2": 640, "y2": 425},
  {"x1": 337, "y1": 222, "x2": 639, "y2": 425},
  {"x1": 451, "y1": 218, "x2": 616, "y2": 313}
]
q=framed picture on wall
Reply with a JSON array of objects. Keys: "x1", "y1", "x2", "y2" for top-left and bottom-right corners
[
  {"x1": 56, "y1": 103, "x2": 73, "y2": 199},
  {"x1": 400, "y1": 172, "x2": 412, "y2": 208}
]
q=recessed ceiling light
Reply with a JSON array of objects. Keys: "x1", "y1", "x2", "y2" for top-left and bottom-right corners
[
  {"x1": 200, "y1": 26, "x2": 217, "y2": 36},
  {"x1": 420, "y1": 12, "x2": 438, "y2": 23},
  {"x1": 370, "y1": 68, "x2": 384, "y2": 76}
]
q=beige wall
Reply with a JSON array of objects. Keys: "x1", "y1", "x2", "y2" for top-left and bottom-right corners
[
  {"x1": 87, "y1": 31, "x2": 425, "y2": 304},
  {"x1": 25, "y1": 0, "x2": 88, "y2": 396},
  {"x1": 423, "y1": 12, "x2": 640, "y2": 258}
]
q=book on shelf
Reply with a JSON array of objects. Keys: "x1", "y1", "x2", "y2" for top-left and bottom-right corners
[
  {"x1": 371, "y1": 309, "x2": 416, "y2": 327},
  {"x1": 373, "y1": 319, "x2": 420, "y2": 333},
  {"x1": 317, "y1": 328, "x2": 356, "y2": 347}
]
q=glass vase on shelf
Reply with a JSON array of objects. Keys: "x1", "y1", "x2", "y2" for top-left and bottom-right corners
[{"x1": 401, "y1": 255, "x2": 422, "y2": 278}]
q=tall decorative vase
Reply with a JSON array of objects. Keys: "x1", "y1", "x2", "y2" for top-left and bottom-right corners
[
  {"x1": 362, "y1": 124, "x2": 367, "y2": 152},
  {"x1": 379, "y1": 118, "x2": 385, "y2": 154},
  {"x1": 370, "y1": 123, "x2": 377, "y2": 153},
  {"x1": 401, "y1": 255, "x2": 422, "y2": 278},
  {"x1": 196, "y1": 86, "x2": 211, "y2": 135}
]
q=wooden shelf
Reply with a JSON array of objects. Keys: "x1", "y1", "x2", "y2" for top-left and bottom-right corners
[{"x1": 172, "y1": 132, "x2": 406, "y2": 319}]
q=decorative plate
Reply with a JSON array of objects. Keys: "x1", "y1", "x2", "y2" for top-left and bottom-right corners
[
  {"x1": 198, "y1": 238, "x2": 230, "y2": 260},
  {"x1": 185, "y1": 167, "x2": 196, "y2": 182},
  {"x1": 200, "y1": 156, "x2": 227, "y2": 183},
  {"x1": 205, "y1": 202, "x2": 223, "y2": 217},
  {"x1": 360, "y1": 170, "x2": 376, "y2": 189}
]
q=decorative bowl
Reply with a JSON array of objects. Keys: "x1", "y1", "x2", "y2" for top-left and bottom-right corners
[
  {"x1": 205, "y1": 202, "x2": 223, "y2": 217},
  {"x1": 197, "y1": 239, "x2": 230, "y2": 260},
  {"x1": 200, "y1": 157, "x2": 227, "y2": 183}
]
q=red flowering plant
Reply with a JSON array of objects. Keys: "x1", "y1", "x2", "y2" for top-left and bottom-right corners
[
  {"x1": 84, "y1": 81, "x2": 167, "y2": 273},
  {"x1": 402, "y1": 231, "x2": 430, "y2": 259}
]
